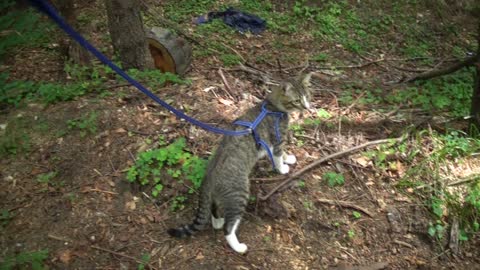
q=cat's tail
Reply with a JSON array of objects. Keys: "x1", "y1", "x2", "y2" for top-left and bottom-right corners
[{"x1": 167, "y1": 195, "x2": 211, "y2": 238}]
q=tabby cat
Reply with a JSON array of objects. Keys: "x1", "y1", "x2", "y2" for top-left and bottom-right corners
[{"x1": 167, "y1": 73, "x2": 312, "y2": 253}]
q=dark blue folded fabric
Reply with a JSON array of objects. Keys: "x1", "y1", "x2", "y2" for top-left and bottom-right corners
[{"x1": 195, "y1": 7, "x2": 266, "y2": 34}]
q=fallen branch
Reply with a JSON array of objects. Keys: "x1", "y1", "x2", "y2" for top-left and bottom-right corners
[
  {"x1": 315, "y1": 197, "x2": 374, "y2": 218},
  {"x1": 403, "y1": 54, "x2": 479, "y2": 83},
  {"x1": 91, "y1": 245, "x2": 157, "y2": 270},
  {"x1": 259, "y1": 136, "x2": 404, "y2": 201},
  {"x1": 447, "y1": 174, "x2": 480, "y2": 186}
]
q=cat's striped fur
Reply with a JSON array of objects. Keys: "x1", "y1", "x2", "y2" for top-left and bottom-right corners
[{"x1": 167, "y1": 73, "x2": 312, "y2": 253}]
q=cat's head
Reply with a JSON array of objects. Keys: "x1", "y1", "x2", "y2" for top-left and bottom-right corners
[{"x1": 267, "y1": 73, "x2": 312, "y2": 113}]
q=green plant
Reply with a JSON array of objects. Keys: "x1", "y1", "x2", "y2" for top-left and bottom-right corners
[
  {"x1": 386, "y1": 67, "x2": 474, "y2": 117},
  {"x1": 352, "y1": 211, "x2": 362, "y2": 219},
  {"x1": 127, "y1": 69, "x2": 190, "y2": 89},
  {"x1": 171, "y1": 195, "x2": 187, "y2": 211},
  {"x1": 347, "y1": 229, "x2": 356, "y2": 239},
  {"x1": 162, "y1": 0, "x2": 214, "y2": 23},
  {"x1": 427, "y1": 221, "x2": 445, "y2": 239},
  {"x1": 303, "y1": 200, "x2": 314, "y2": 211},
  {"x1": 0, "y1": 73, "x2": 36, "y2": 107},
  {"x1": 0, "y1": 249, "x2": 49, "y2": 270},
  {"x1": 0, "y1": 1, "x2": 54, "y2": 59},
  {"x1": 312, "y1": 53, "x2": 328, "y2": 62},
  {"x1": 137, "y1": 253, "x2": 150, "y2": 270},
  {"x1": 430, "y1": 196, "x2": 445, "y2": 218},
  {"x1": 0, "y1": 72, "x2": 90, "y2": 107},
  {"x1": 0, "y1": 209, "x2": 12, "y2": 228},
  {"x1": 297, "y1": 180, "x2": 306, "y2": 188},
  {"x1": 36, "y1": 171, "x2": 57, "y2": 185},
  {"x1": 323, "y1": 172, "x2": 345, "y2": 187},
  {"x1": 220, "y1": 54, "x2": 242, "y2": 67},
  {"x1": 0, "y1": 118, "x2": 31, "y2": 157},
  {"x1": 126, "y1": 138, "x2": 207, "y2": 207},
  {"x1": 67, "y1": 112, "x2": 98, "y2": 137},
  {"x1": 389, "y1": 129, "x2": 480, "y2": 243}
]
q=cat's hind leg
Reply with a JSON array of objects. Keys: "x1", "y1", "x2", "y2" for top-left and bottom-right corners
[
  {"x1": 224, "y1": 195, "x2": 248, "y2": 253},
  {"x1": 225, "y1": 218, "x2": 247, "y2": 253},
  {"x1": 211, "y1": 201, "x2": 224, "y2": 230}
]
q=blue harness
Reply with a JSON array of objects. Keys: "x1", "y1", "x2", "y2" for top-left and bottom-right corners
[{"x1": 234, "y1": 102, "x2": 285, "y2": 169}]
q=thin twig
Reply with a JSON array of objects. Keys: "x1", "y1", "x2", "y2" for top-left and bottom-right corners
[
  {"x1": 83, "y1": 188, "x2": 118, "y2": 195},
  {"x1": 217, "y1": 68, "x2": 236, "y2": 101},
  {"x1": 142, "y1": 192, "x2": 160, "y2": 211},
  {"x1": 315, "y1": 197, "x2": 374, "y2": 218},
  {"x1": 447, "y1": 174, "x2": 480, "y2": 186},
  {"x1": 91, "y1": 245, "x2": 158, "y2": 270},
  {"x1": 128, "y1": 129, "x2": 157, "y2": 136},
  {"x1": 126, "y1": 148, "x2": 137, "y2": 162},
  {"x1": 315, "y1": 58, "x2": 386, "y2": 70},
  {"x1": 276, "y1": 58, "x2": 283, "y2": 75},
  {"x1": 48, "y1": 234, "x2": 72, "y2": 242},
  {"x1": 393, "y1": 239, "x2": 414, "y2": 249},
  {"x1": 343, "y1": 90, "x2": 366, "y2": 114},
  {"x1": 259, "y1": 136, "x2": 405, "y2": 201}
]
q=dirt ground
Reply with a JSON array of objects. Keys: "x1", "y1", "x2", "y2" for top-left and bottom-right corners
[{"x1": 1, "y1": 1, "x2": 480, "y2": 269}]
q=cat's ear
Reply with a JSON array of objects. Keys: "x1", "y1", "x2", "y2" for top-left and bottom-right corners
[
  {"x1": 283, "y1": 83, "x2": 294, "y2": 96},
  {"x1": 301, "y1": 72, "x2": 313, "y2": 88}
]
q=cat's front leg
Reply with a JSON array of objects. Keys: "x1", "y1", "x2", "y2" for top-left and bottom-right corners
[{"x1": 273, "y1": 144, "x2": 290, "y2": 174}]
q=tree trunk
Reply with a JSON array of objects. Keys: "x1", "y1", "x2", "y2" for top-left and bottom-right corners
[
  {"x1": 470, "y1": 61, "x2": 480, "y2": 132},
  {"x1": 104, "y1": 0, "x2": 153, "y2": 70},
  {"x1": 55, "y1": 0, "x2": 92, "y2": 65},
  {"x1": 469, "y1": 21, "x2": 480, "y2": 133}
]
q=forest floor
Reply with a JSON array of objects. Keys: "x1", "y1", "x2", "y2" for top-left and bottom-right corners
[{"x1": 1, "y1": 0, "x2": 480, "y2": 269}]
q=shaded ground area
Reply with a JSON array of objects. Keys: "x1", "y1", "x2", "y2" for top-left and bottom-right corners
[{"x1": 1, "y1": 0, "x2": 480, "y2": 269}]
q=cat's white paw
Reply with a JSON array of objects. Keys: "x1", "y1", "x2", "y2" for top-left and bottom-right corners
[
  {"x1": 212, "y1": 217, "x2": 224, "y2": 230},
  {"x1": 232, "y1": 243, "x2": 248, "y2": 254},
  {"x1": 226, "y1": 229, "x2": 248, "y2": 253},
  {"x1": 284, "y1": 154, "x2": 297, "y2": 165},
  {"x1": 277, "y1": 164, "x2": 290, "y2": 174}
]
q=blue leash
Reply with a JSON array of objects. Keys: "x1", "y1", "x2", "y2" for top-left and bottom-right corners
[{"x1": 28, "y1": 0, "x2": 285, "y2": 169}]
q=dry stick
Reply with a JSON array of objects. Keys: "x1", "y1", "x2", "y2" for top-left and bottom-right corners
[
  {"x1": 316, "y1": 57, "x2": 387, "y2": 70},
  {"x1": 393, "y1": 239, "x2": 414, "y2": 249},
  {"x1": 316, "y1": 198, "x2": 374, "y2": 218},
  {"x1": 84, "y1": 188, "x2": 118, "y2": 195},
  {"x1": 258, "y1": 137, "x2": 404, "y2": 201},
  {"x1": 217, "y1": 68, "x2": 236, "y2": 101},
  {"x1": 237, "y1": 63, "x2": 277, "y2": 85},
  {"x1": 342, "y1": 90, "x2": 367, "y2": 115},
  {"x1": 92, "y1": 245, "x2": 158, "y2": 270}
]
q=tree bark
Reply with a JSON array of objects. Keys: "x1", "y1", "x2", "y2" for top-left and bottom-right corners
[
  {"x1": 54, "y1": 0, "x2": 91, "y2": 65},
  {"x1": 105, "y1": 0, "x2": 153, "y2": 70},
  {"x1": 469, "y1": 21, "x2": 480, "y2": 132}
]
